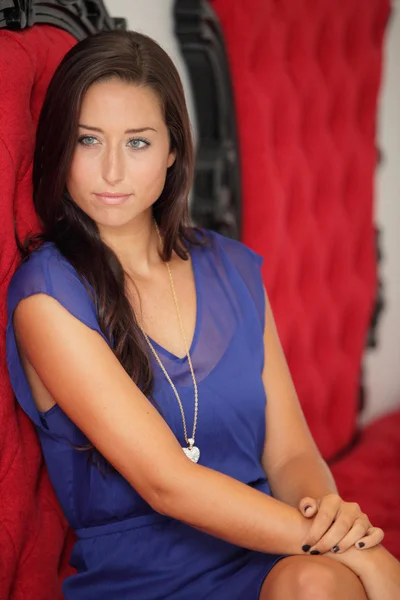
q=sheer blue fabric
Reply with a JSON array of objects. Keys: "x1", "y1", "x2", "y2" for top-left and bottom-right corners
[{"x1": 6, "y1": 229, "x2": 284, "y2": 599}]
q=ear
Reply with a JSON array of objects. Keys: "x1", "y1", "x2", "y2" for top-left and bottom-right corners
[{"x1": 167, "y1": 150, "x2": 176, "y2": 169}]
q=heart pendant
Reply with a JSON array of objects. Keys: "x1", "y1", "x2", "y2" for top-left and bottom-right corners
[{"x1": 182, "y1": 445, "x2": 200, "y2": 463}]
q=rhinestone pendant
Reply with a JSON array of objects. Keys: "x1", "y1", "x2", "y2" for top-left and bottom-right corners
[{"x1": 182, "y1": 438, "x2": 200, "y2": 463}]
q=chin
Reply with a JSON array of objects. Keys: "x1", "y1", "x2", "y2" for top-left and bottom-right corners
[
  {"x1": 95, "y1": 217, "x2": 134, "y2": 230},
  {"x1": 94, "y1": 210, "x2": 150, "y2": 233}
]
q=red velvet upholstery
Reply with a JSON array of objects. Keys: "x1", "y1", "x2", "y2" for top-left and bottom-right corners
[
  {"x1": 212, "y1": 0, "x2": 400, "y2": 558},
  {"x1": 0, "y1": 26, "x2": 76, "y2": 600},
  {"x1": 331, "y1": 412, "x2": 400, "y2": 558}
]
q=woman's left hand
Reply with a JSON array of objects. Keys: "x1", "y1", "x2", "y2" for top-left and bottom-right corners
[{"x1": 299, "y1": 494, "x2": 384, "y2": 554}]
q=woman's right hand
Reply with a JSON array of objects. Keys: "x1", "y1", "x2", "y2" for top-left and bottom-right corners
[{"x1": 299, "y1": 496, "x2": 384, "y2": 553}]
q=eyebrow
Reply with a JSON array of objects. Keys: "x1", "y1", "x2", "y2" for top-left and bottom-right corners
[{"x1": 78, "y1": 124, "x2": 157, "y2": 134}]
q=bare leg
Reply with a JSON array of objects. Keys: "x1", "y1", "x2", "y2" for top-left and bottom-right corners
[{"x1": 259, "y1": 555, "x2": 368, "y2": 600}]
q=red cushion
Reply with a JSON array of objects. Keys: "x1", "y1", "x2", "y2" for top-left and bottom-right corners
[
  {"x1": 331, "y1": 410, "x2": 400, "y2": 559},
  {"x1": 0, "y1": 25, "x2": 76, "y2": 600}
]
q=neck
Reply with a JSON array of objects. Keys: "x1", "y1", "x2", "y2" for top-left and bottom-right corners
[{"x1": 98, "y1": 210, "x2": 161, "y2": 276}]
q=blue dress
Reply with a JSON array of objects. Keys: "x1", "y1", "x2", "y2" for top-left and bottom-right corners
[{"x1": 6, "y1": 229, "x2": 285, "y2": 599}]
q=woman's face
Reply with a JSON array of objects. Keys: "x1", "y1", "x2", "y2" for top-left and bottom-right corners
[{"x1": 66, "y1": 78, "x2": 175, "y2": 233}]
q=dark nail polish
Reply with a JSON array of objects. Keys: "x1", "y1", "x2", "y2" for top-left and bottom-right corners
[
  {"x1": 302, "y1": 545, "x2": 311, "y2": 552},
  {"x1": 358, "y1": 542, "x2": 365, "y2": 549},
  {"x1": 310, "y1": 550, "x2": 321, "y2": 555},
  {"x1": 332, "y1": 546, "x2": 340, "y2": 553}
]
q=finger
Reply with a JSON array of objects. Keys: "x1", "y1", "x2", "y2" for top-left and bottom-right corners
[
  {"x1": 355, "y1": 527, "x2": 384, "y2": 550},
  {"x1": 299, "y1": 497, "x2": 318, "y2": 518},
  {"x1": 321, "y1": 518, "x2": 371, "y2": 554},
  {"x1": 305, "y1": 502, "x2": 367, "y2": 553},
  {"x1": 302, "y1": 495, "x2": 341, "y2": 550},
  {"x1": 304, "y1": 504, "x2": 318, "y2": 518},
  {"x1": 308, "y1": 517, "x2": 368, "y2": 555}
]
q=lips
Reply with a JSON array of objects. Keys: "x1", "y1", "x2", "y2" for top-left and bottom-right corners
[{"x1": 94, "y1": 192, "x2": 132, "y2": 206}]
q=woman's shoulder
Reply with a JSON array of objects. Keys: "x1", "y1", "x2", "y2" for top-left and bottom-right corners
[
  {"x1": 7, "y1": 242, "x2": 97, "y2": 327},
  {"x1": 198, "y1": 228, "x2": 265, "y2": 326},
  {"x1": 10, "y1": 241, "x2": 71, "y2": 277},
  {"x1": 8, "y1": 242, "x2": 78, "y2": 300},
  {"x1": 198, "y1": 228, "x2": 264, "y2": 271}
]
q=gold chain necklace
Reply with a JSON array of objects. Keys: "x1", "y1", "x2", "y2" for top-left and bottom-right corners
[{"x1": 138, "y1": 222, "x2": 200, "y2": 463}]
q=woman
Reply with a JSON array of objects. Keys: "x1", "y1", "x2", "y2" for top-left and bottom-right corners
[{"x1": 6, "y1": 30, "x2": 400, "y2": 599}]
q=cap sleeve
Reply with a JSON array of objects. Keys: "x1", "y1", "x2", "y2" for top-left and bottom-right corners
[{"x1": 6, "y1": 244, "x2": 107, "y2": 429}]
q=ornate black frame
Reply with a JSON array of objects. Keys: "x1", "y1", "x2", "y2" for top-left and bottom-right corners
[
  {"x1": 174, "y1": 0, "x2": 241, "y2": 239},
  {"x1": 0, "y1": 0, "x2": 126, "y2": 38}
]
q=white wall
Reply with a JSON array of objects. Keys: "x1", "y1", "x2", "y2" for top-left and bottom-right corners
[
  {"x1": 104, "y1": 0, "x2": 400, "y2": 421},
  {"x1": 363, "y1": 2, "x2": 400, "y2": 423}
]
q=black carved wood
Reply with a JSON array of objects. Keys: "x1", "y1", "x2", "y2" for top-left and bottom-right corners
[
  {"x1": 0, "y1": 0, "x2": 126, "y2": 38},
  {"x1": 174, "y1": 0, "x2": 241, "y2": 239}
]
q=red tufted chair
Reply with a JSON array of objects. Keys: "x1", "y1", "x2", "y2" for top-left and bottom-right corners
[
  {"x1": 212, "y1": 0, "x2": 400, "y2": 558},
  {"x1": 0, "y1": 25, "x2": 76, "y2": 600}
]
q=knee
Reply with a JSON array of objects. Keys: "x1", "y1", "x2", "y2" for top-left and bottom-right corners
[
  {"x1": 294, "y1": 561, "x2": 342, "y2": 600},
  {"x1": 269, "y1": 558, "x2": 355, "y2": 600}
]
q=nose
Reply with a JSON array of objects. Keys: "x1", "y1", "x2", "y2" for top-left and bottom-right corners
[{"x1": 101, "y1": 145, "x2": 125, "y2": 186}]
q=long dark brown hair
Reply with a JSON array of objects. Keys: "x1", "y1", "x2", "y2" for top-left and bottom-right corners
[{"x1": 29, "y1": 30, "x2": 204, "y2": 409}]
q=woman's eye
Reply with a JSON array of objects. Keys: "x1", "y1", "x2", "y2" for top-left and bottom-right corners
[
  {"x1": 77, "y1": 136, "x2": 149, "y2": 150},
  {"x1": 78, "y1": 135, "x2": 98, "y2": 146},
  {"x1": 128, "y1": 138, "x2": 150, "y2": 150}
]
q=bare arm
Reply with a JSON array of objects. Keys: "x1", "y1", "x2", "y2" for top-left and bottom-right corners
[
  {"x1": 260, "y1": 291, "x2": 391, "y2": 558},
  {"x1": 261, "y1": 290, "x2": 337, "y2": 506},
  {"x1": 266, "y1": 452, "x2": 337, "y2": 507},
  {"x1": 14, "y1": 294, "x2": 312, "y2": 556},
  {"x1": 329, "y1": 545, "x2": 400, "y2": 600}
]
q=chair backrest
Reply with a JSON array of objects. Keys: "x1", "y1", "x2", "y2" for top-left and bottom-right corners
[
  {"x1": 0, "y1": 25, "x2": 76, "y2": 599},
  {"x1": 212, "y1": 0, "x2": 390, "y2": 459}
]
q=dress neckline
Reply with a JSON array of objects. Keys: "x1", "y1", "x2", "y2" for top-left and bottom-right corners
[{"x1": 146, "y1": 246, "x2": 202, "y2": 363}]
